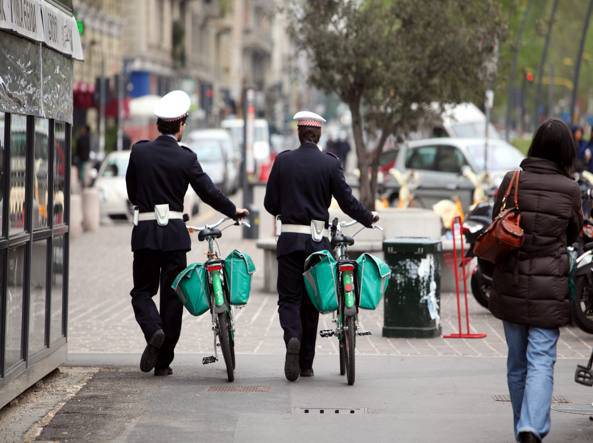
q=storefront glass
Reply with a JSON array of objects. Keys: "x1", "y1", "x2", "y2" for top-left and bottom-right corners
[
  {"x1": 54, "y1": 122, "x2": 66, "y2": 226},
  {"x1": 33, "y1": 119, "x2": 50, "y2": 230},
  {"x1": 5, "y1": 245, "x2": 25, "y2": 369},
  {"x1": 29, "y1": 240, "x2": 48, "y2": 356},
  {"x1": 51, "y1": 236, "x2": 65, "y2": 343},
  {"x1": 8, "y1": 115, "x2": 27, "y2": 235}
]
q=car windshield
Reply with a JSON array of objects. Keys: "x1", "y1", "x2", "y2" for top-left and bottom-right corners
[
  {"x1": 467, "y1": 143, "x2": 524, "y2": 172},
  {"x1": 191, "y1": 140, "x2": 223, "y2": 162},
  {"x1": 101, "y1": 156, "x2": 128, "y2": 177}
]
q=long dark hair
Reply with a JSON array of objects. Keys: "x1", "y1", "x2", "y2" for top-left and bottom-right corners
[{"x1": 527, "y1": 118, "x2": 576, "y2": 175}]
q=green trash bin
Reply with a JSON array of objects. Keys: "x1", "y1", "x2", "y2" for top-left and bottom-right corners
[{"x1": 382, "y1": 238, "x2": 441, "y2": 338}]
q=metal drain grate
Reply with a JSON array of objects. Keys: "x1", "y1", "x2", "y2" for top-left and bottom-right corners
[
  {"x1": 207, "y1": 385, "x2": 271, "y2": 393},
  {"x1": 293, "y1": 407, "x2": 367, "y2": 415},
  {"x1": 493, "y1": 394, "x2": 570, "y2": 404}
]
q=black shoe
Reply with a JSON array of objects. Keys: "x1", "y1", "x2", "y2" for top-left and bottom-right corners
[
  {"x1": 140, "y1": 329, "x2": 165, "y2": 373},
  {"x1": 300, "y1": 368, "x2": 314, "y2": 377},
  {"x1": 154, "y1": 367, "x2": 173, "y2": 376},
  {"x1": 284, "y1": 338, "x2": 301, "y2": 382},
  {"x1": 518, "y1": 432, "x2": 541, "y2": 443}
]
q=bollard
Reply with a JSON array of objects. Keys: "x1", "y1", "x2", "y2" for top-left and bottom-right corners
[
  {"x1": 69, "y1": 193, "x2": 83, "y2": 238},
  {"x1": 82, "y1": 188, "x2": 100, "y2": 231}
]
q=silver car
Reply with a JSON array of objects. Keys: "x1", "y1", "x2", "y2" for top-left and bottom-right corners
[
  {"x1": 187, "y1": 129, "x2": 240, "y2": 194},
  {"x1": 383, "y1": 137, "x2": 525, "y2": 208}
]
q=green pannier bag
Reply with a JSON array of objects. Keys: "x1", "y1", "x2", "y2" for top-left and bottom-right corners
[
  {"x1": 225, "y1": 249, "x2": 256, "y2": 305},
  {"x1": 356, "y1": 253, "x2": 391, "y2": 310},
  {"x1": 171, "y1": 263, "x2": 210, "y2": 316},
  {"x1": 303, "y1": 250, "x2": 339, "y2": 314}
]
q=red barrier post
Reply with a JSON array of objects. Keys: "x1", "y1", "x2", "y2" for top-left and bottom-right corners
[{"x1": 444, "y1": 217, "x2": 487, "y2": 339}]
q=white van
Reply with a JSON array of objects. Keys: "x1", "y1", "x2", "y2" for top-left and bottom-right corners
[
  {"x1": 221, "y1": 118, "x2": 271, "y2": 168},
  {"x1": 432, "y1": 103, "x2": 501, "y2": 139}
]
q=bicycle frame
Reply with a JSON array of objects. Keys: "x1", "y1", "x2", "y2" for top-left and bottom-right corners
[{"x1": 188, "y1": 217, "x2": 250, "y2": 369}]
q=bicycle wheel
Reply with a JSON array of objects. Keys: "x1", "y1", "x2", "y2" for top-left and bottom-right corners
[
  {"x1": 217, "y1": 312, "x2": 235, "y2": 382},
  {"x1": 344, "y1": 315, "x2": 356, "y2": 385}
]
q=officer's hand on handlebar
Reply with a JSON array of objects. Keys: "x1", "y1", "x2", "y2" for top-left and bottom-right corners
[
  {"x1": 371, "y1": 211, "x2": 380, "y2": 224},
  {"x1": 234, "y1": 208, "x2": 249, "y2": 221}
]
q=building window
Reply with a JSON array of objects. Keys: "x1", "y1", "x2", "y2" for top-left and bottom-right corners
[
  {"x1": 29, "y1": 240, "x2": 48, "y2": 356},
  {"x1": 51, "y1": 236, "x2": 65, "y2": 343},
  {"x1": 5, "y1": 245, "x2": 25, "y2": 370},
  {"x1": 9, "y1": 115, "x2": 27, "y2": 235},
  {"x1": 33, "y1": 119, "x2": 50, "y2": 230}
]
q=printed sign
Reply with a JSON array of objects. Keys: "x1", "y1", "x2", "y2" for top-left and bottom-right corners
[
  {"x1": 9, "y1": 0, "x2": 44, "y2": 41},
  {"x1": 0, "y1": 0, "x2": 11, "y2": 30},
  {"x1": 41, "y1": 1, "x2": 72, "y2": 54},
  {"x1": 0, "y1": 0, "x2": 83, "y2": 60}
]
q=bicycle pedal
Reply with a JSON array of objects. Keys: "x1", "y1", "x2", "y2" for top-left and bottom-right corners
[
  {"x1": 357, "y1": 330, "x2": 372, "y2": 336},
  {"x1": 202, "y1": 356, "x2": 218, "y2": 365},
  {"x1": 319, "y1": 329, "x2": 335, "y2": 338},
  {"x1": 575, "y1": 365, "x2": 593, "y2": 386}
]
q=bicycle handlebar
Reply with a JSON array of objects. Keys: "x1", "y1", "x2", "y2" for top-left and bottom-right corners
[{"x1": 188, "y1": 217, "x2": 251, "y2": 232}]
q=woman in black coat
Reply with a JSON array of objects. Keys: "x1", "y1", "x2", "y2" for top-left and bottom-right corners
[{"x1": 489, "y1": 119, "x2": 583, "y2": 443}]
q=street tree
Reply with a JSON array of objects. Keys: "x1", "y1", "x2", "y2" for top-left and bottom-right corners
[{"x1": 288, "y1": 0, "x2": 507, "y2": 209}]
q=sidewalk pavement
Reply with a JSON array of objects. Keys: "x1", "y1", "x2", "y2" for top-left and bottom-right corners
[
  {"x1": 39, "y1": 356, "x2": 593, "y2": 443},
  {"x1": 12, "y1": 206, "x2": 593, "y2": 442}
]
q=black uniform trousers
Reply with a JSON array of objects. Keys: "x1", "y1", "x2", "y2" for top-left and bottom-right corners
[
  {"x1": 277, "y1": 251, "x2": 320, "y2": 370},
  {"x1": 131, "y1": 249, "x2": 187, "y2": 369}
]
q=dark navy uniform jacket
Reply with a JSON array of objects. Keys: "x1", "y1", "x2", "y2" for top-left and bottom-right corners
[
  {"x1": 126, "y1": 135, "x2": 236, "y2": 252},
  {"x1": 264, "y1": 141, "x2": 373, "y2": 257}
]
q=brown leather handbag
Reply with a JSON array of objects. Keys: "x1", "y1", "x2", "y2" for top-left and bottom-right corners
[{"x1": 474, "y1": 170, "x2": 524, "y2": 263}]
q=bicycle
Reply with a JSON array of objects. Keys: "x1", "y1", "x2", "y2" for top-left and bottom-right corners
[
  {"x1": 319, "y1": 218, "x2": 382, "y2": 386},
  {"x1": 187, "y1": 216, "x2": 250, "y2": 382}
]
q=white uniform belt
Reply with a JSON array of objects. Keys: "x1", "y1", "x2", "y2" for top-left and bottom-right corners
[
  {"x1": 138, "y1": 211, "x2": 183, "y2": 222},
  {"x1": 281, "y1": 224, "x2": 329, "y2": 238}
]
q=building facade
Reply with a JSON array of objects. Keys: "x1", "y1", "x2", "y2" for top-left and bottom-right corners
[{"x1": 0, "y1": 0, "x2": 81, "y2": 408}]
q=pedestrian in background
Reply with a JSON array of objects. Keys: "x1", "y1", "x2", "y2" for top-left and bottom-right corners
[
  {"x1": 264, "y1": 111, "x2": 377, "y2": 382},
  {"x1": 489, "y1": 118, "x2": 583, "y2": 442},
  {"x1": 75, "y1": 124, "x2": 91, "y2": 187},
  {"x1": 573, "y1": 125, "x2": 592, "y2": 172},
  {"x1": 336, "y1": 131, "x2": 351, "y2": 170}
]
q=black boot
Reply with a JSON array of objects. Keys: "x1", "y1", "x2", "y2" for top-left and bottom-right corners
[
  {"x1": 154, "y1": 367, "x2": 173, "y2": 376},
  {"x1": 518, "y1": 432, "x2": 541, "y2": 443},
  {"x1": 140, "y1": 329, "x2": 165, "y2": 372},
  {"x1": 300, "y1": 368, "x2": 314, "y2": 377},
  {"x1": 285, "y1": 338, "x2": 301, "y2": 382}
]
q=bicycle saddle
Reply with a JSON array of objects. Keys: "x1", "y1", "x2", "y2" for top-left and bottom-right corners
[{"x1": 198, "y1": 228, "x2": 222, "y2": 242}]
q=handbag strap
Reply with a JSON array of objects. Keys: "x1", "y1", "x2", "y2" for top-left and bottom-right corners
[{"x1": 502, "y1": 170, "x2": 521, "y2": 209}]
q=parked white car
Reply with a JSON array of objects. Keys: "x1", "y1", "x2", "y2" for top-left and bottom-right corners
[
  {"x1": 187, "y1": 129, "x2": 240, "y2": 194},
  {"x1": 95, "y1": 151, "x2": 200, "y2": 221}
]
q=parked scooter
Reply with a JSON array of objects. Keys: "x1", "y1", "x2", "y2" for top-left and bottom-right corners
[{"x1": 571, "y1": 172, "x2": 593, "y2": 334}]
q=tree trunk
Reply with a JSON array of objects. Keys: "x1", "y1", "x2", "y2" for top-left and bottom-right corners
[
  {"x1": 368, "y1": 130, "x2": 390, "y2": 210},
  {"x1": 349, "y1": 100, "x2": 374, "y2": 210}
]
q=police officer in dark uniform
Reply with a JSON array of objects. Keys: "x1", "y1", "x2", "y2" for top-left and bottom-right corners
[
  {"x1": 264, "y1": 111, "x2": 378, "y2": 381},
  {"x1": 126, "y1": 90, "x2": 248, "y2": 376}
]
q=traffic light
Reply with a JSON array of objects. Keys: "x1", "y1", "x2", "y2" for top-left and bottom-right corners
[{"x1": 524, "y1": 68, "x2": 534, "y2": 83}]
